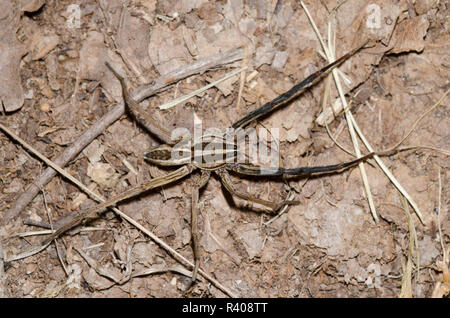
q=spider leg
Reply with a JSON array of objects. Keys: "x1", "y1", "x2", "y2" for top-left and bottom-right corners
[
  {"x1": 215, "y1": 168, "x2": 298, "y2": 212},
  {"x1": 43, "y1": 165, "x2": 194, "y2": 245},
  {"x1": 191, "y1": 170, "x2": 211, "y2": 283},
  {"x1": 105, "y1": 62, "x2": 176, "y2": 145},
  {"x1": 228, "y1": 153, "x2": 374, "y2": 177}
]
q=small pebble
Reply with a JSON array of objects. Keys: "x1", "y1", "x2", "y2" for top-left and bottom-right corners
[
  {"x1": 40, "y1": 102, "x2": 51, "y2": 112},
  {"x1": 272, "y1": 51, "x2": 289, "y2": 70}
]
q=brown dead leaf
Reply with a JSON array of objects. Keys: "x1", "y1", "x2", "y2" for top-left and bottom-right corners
[
  {"x1": 356, "y1": 0, "x2": 401, "y2": 46},
  {"x1": 79, "y1": 31, "x2": 123, "y2": 101},
  {"x1": 254, "y1": 37, "x2": 275, "y2": 67},
  {"x1": 115, "y1": 8, "x2": 153, "y2": 73},
  {"x1": 0, "y1": 1, "x2": 26, "y2": 112},
  {"x1": 414, "y1": 0, "x2": 437, "y2": 15},
  {"x1": 235, "y1": 223, "x2": 263, "y2": 259},
  {"x1": 148, "y1": 24, "x2": 192, "y2": 74},
  {"x1": 390, "y1": 15, "x2": 430, "y2": 54},
  {"x1": 87, "y1": 162, "x2": 120, "y2": 188},
  {"x1": 30, "y1": 32, "x2": 59, "y2": 61},
  {"x1": 82, "y1": 139, "x2": 106, "y2": 164},
  {"x1": 197, "y1": 1, "x2": 222, "y2": 25},
  {"x1": 82, "y1": 267, "x2": 115, "y2": 291},
  {"x1": 21, "y1": 0, "x2": 45, "y2": 13},
  {"x1": 272, "y1": 51, "x2": 289, "y2": 70}
]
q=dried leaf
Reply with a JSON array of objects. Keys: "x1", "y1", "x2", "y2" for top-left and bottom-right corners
[
  {"x1": 21, "y1": 0, "x2": 46, "y2": 13},
  {"x1": 87, "y1": 162, "x2": 120, "y2": 188},
  {"x1": 0, "y1": 1, "x2": 26, "y2": 112},
  {"x1": 390, "y1": 15, "x2": 429, "y2": 54}
]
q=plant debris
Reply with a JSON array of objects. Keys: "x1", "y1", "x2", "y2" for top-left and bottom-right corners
[{"x1": 0, "y1": 0, "x2": 448, "y2": 298}]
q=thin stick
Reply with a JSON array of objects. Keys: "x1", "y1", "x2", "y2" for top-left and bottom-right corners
[
  {"x1": 236, "y1": 45, "x2": 249, "y2": 111},
  {"x1": 83, "y1": 242, "x2": 105, "y2": 251},
  {"x1": 15, "y1": 227, "x2": 105, "y2": 238},
  {"x1": 2, "y1": 48, "x2": 244, "y2": 222},
  {"x1": 1, "y1": 103, "x2": 123, "y2": 223},
  {"x1": 437, "y1": 168, "x2": 445, "y2": 255},
  {"x1": 159, "y1": 67, "x2": 248, "y2": 110},
  {"x1": 348, "y1": 115, "x2": 425, "y2": 223},
  {"x1": 0, "y1": 122, "x2": 236, "y2": 297},
  {"x1": 324, "y1": 89, "x2": 450, "y2": 158},
  {"x1": 382, "y1": 88, "x2": 450, "y2": 154},
  {"x1": 301, "y1": 1, "x2": 379, "y2": 222},
  {"x1": 16, "y1": 230, "x2": 54, "y2": 237},
  {"x1": 133, "y1": 48, "x2": 244, "y2": 101},
  {"x1": 328, "y1": 20, "x2": 378, "y2": 224},
  {"x1": 42, "y1": 189, "x2": 69, "y2": 277},
  {"x1": 381, "y1": 145, "x2": 450, "y2": 157},
  {"x1": 322, "y1": 77, "x2": 357, "y2": 157},
  {"x1": 399, "y1": 196, "x2": 414, "y2": 298}
]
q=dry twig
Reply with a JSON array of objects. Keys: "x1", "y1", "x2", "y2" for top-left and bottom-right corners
[{"x1": 301, "y1": 1, "x2": 378, "y2": 222}]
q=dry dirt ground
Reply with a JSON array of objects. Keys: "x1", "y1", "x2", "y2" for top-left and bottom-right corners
[{"x1": 0, "y1": 0, "x2": 448, "y2": 298}]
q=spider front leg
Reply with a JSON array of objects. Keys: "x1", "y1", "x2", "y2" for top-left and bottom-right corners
[
  {"x1": 106, "y1": 62, "x2": 177, "y2": 145},
  {"x1": 215, "y1": 168, "x2": 298, "y2": 213},
  {"x1": 42, "y1": 165, "x2": 194, "y2": 245},
  {"x1": 191, "y1": 170, "x2": 211, "y2": 283}
]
